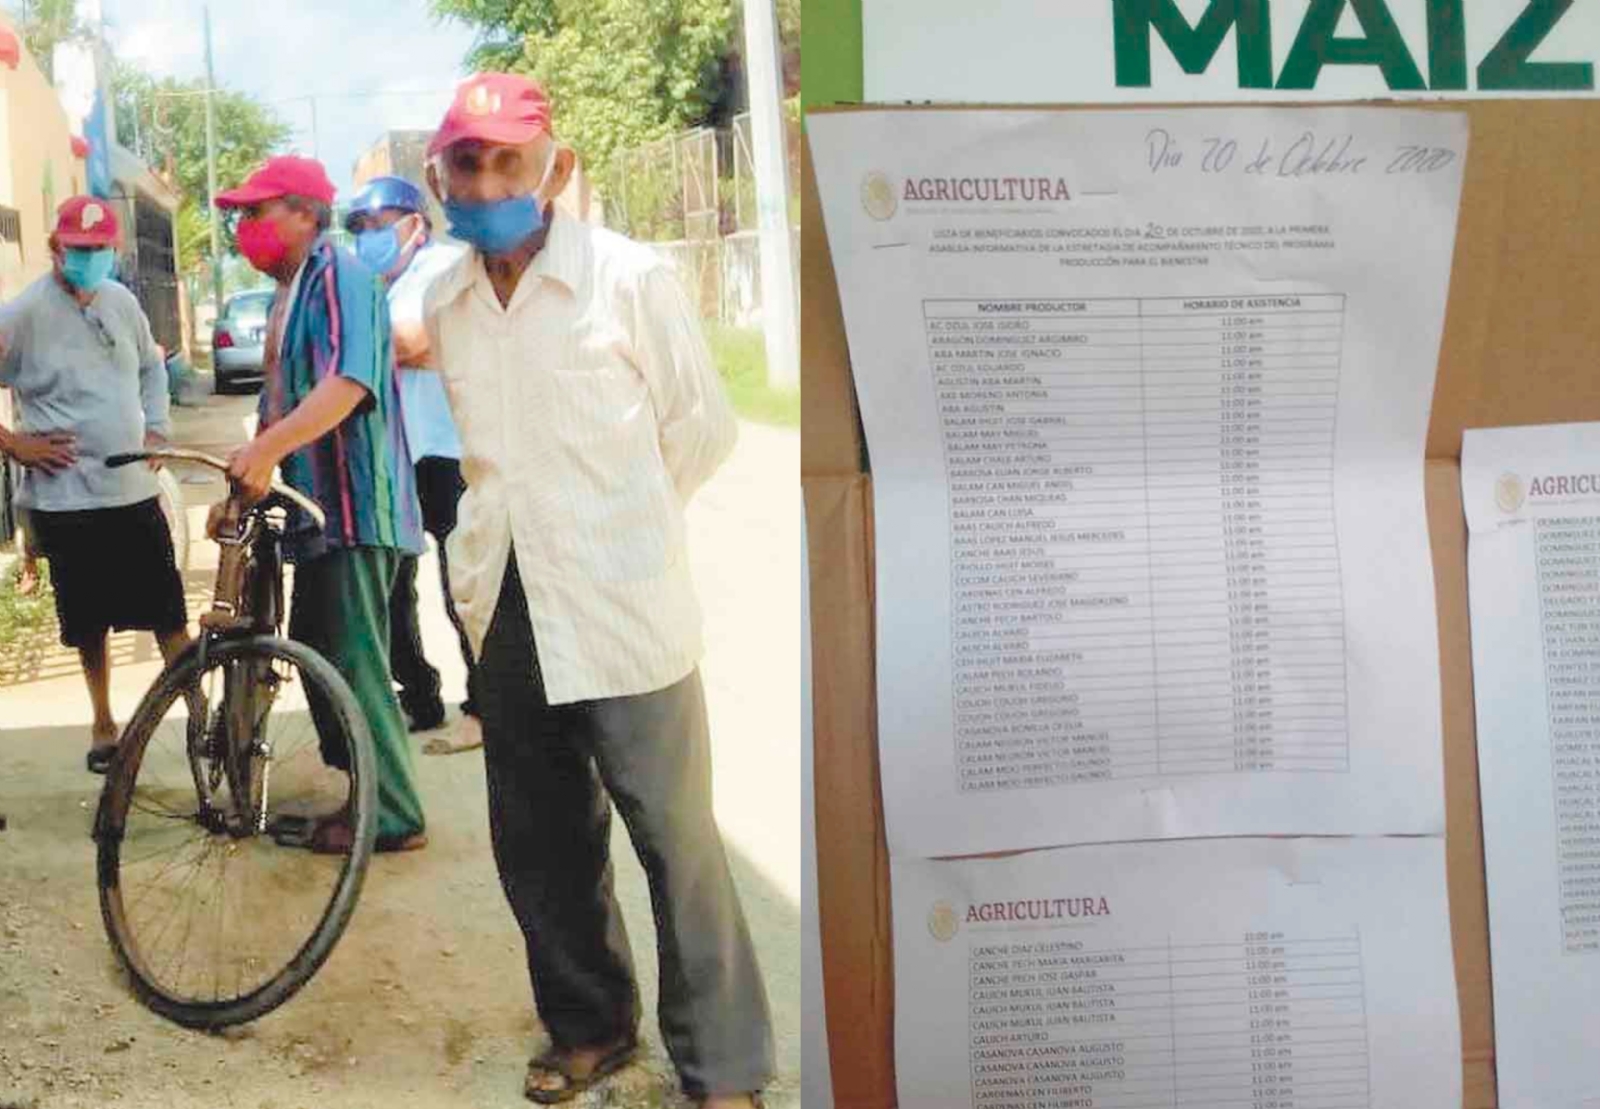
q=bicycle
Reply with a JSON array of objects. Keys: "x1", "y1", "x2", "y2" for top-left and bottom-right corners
[
  {"x1": 92, "y1": 449, "x2": 378, "y2": 1029},
  {"x1": 155, "y1": 466, "x2": 189, "y2": 575}
]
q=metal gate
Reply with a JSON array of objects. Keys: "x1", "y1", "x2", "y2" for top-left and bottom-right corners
[{"x1": 125, "y1": 198, "x2": 181, "y2": 355}]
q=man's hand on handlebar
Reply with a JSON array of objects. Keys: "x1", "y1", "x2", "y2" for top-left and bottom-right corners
[
  {"x1": 144, "y1": 431, "x2": 170, "y2": 471},
  {"x1": 226, "y1": 439, "x2": 279, "y2": 505}
]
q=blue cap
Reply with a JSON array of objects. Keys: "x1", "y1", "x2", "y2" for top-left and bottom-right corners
[{"x1": 344, "y1": 176, "x2": 428, "y2": 230}]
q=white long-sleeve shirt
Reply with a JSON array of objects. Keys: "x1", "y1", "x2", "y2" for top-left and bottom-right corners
[{"x1": 424, "y1": 215, "x2": 738, "y2": 704}]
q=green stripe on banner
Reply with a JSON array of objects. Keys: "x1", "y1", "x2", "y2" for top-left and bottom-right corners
[{"x1": 802, "y1": 0, "x2": 863, "y2": 113}]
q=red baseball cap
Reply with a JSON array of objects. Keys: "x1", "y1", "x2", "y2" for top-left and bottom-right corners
[
  {"x1": 54, "y1": 195, "x2": 120, "y2": 248},
  {"x1": 427, "y1": 73, "x2": 553, "y2": 157},
  {"x1": 214, "y1": 155, "x2": 336, "y2": 210}
]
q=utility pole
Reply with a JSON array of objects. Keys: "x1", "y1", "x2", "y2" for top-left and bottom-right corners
[
  {"x1": 309, "y1": 96, "x2": 320, "y2": 161},
  {"x1": 203, "y1": 4, "x2": 223, "y2": 316},
  {"x1": 742, "y1": 0, "x2": 798, "y2": 389}
]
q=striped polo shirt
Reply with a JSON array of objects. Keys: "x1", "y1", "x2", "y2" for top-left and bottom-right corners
[{"x1": 261, "y1": 237, "x2": 423, "y2": 563}]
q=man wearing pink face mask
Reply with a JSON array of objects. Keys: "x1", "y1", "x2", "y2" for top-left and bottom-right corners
[{"x1": 209, "y1": 155, "x2": 428, "y2": 855}]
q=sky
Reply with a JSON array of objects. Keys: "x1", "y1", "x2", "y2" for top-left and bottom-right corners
[{"x1": 100, "y1": 0, "x2": 481, "y2": 195}]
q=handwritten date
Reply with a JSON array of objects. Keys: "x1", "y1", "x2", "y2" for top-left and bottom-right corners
[{"x1": 1146, "y1": 128, "x2": 1456, "y2": 179}]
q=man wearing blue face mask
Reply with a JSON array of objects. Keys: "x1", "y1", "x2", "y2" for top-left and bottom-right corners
[
  {"x1": 422, "y1": 74, "x2": 766, "y2": 1109},
  {"x1": 342, "y1": 176, "x2": 481, "y2": 751},
  {"x1": 0, "y1": 197, "x2": 190, "y2": 773}
]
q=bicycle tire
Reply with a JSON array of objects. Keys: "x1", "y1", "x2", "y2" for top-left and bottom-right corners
[
  {"x1": 95, "y1": 635, "x2": 378, "y2": 1029},
  {"x1": 156, "y1": 468, "x2": 189, "y2": 576}
]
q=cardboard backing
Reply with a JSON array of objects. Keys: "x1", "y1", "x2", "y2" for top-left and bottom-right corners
[{"x1": 804, "y1": 99, "x2": 1600, "y2": 1108}]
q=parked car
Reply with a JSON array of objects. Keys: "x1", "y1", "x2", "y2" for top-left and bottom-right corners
[{"x1": 212, "y1": 290, "x2": 273, "y2": 394}]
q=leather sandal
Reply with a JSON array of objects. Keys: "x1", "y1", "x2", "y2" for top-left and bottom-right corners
[
  {"x1": 524, "y1": 1038, "x2": 638, "y2": 1104},
  {"x1": 304, "y1": 817, "x2": 427, "y2": 855}
]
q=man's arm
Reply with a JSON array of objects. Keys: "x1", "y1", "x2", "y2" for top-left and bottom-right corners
[
  {"x1": 0, "y1": 292, "x2": 77, "y2": 472},
  {"x1": 0, "y1": 289, "x2": 30, "y2": 389},
  {"x1": 227, "y1": 376, "x2": 368, "y2": 501},
  {"x1": 393, "y1": 320, "x2": 431, "y2": 368},
  {"x1": 630, "y1": 263, "x2": 738, "y2": 503},
  {"x1": 130, "y1": 298, "x2": 173, "y2": 461},
  {"x1": 132, "y1": 305, "x2": 172, "y2": 444},
  {"x1": 392, "y1": 249, "x2": 455, "y2": 370}
]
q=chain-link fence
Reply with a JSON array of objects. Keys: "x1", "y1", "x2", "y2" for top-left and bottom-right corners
[{"x1": 604, "y1": 100, "x2": 799, "y2": 328}]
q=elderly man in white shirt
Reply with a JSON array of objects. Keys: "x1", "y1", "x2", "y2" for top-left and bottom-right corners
[{"x1": 420, "y1": 74, "x2": 771, "y2": 1108}]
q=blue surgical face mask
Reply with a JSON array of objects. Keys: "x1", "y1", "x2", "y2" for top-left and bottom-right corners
[
  {"x1": 62, "y1": 247, "x2": 116, "y2": 291},
  {"x1": 443, "y1": 151, "x2": 557, "y2": 255},
  {"x1": 355, "y1": 227, "x2": 404, "y2": 274}
]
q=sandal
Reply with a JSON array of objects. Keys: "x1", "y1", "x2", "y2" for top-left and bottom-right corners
[
  {"x1": 87, "y1": 724, "x2": 120, "y2": 775},
  {"x1": 86, "y1": 745, "x2": 117, "y2": 775},
  {"x1": 524, "y1": 1039, "x2": 638, "y2": 1104},
  {"x1": 696, "y1": 1093, "x2": 766, "y2": 1108},
  {"x1": 267, "y1": 813, "x2": 316, "y2": 847},
  {"x1": 303, "y1": 817, "x2": 427, "y2": 856},
  {"x1": 423, "y1": 715, "x2": 483, "y2": 756}
]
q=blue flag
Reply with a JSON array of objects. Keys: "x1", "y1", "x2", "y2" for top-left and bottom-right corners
[{"x1": 85, "y1": 88, "x2": 112, "y2": 198}]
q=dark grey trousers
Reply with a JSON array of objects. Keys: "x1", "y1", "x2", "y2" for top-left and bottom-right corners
[{"x1": 477, "y1": 558, "x2": 775, "y2": 1097}]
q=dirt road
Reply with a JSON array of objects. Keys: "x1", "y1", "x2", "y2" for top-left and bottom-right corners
[{"x1": 0, "y1": 388, "x2": 800, "y2": 1108}]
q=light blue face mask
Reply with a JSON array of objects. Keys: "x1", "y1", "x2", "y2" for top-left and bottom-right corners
[
  {"x1": 355, "y1": 227, "x2": 404, "y2": 274},
  {"x1": 62, "y1": 248, "x2": 116, "y2": 291},
  {"x1": 444, "y1": 195, "x2": 544, "y2": 255},
  {"x1": 443, "y1": 151, "x2": 557, "y2": 255}
]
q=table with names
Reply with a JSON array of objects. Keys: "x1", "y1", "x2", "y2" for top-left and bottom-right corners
[
  {"x1": 1536, "y1": 514, "x2": 1600, "y2": 954},
  {"x1": 927, "y1": 294, "x2": 1350, "y2": 794},
  {"x1": 966, "y1": 932, "x2": 1372, "y2": 1109}
]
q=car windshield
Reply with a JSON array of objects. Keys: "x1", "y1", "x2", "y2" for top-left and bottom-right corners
[{"x1": 225, "y1": 292, "x2": 273, "y2": 329}]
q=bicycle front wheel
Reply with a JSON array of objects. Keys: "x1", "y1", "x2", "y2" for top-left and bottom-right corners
[{"x1": 95, "y1": 635, "x2": 378, "y2": 1029}]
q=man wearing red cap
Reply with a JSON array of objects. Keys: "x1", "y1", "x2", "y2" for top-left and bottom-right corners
[
  {"x1": 0, "y1": 197, "x2": 191, "y2": 772},
  {"x1": 421, "y1": 74, "x2": 768, "y2": 1107},
  {"x1": 209, "y1": 155, "x2": 429, "y2": 853}
]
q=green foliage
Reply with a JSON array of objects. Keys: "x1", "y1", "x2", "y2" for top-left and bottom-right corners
[
  {"x1": 111, "y1": 62, "x2": 292, "y2": 283},
  {"x1": 705, "y1": 322, "x2": 797, "y2": 428},
  {"x1": 776, "y1": 0, "x2": 799, "y2": 44},
  {"x1": 0, "y1": 559, "x2": 55, "y2": 684},
  {"x1": 12, "y1": 0, "x2": 87, "y2": 82},
  {"x1": 429, "y1": 0, "x2": 559, "y2": 70},
  {"x1": 432, "y1": 0, "x2": 734, "y2": 180}
]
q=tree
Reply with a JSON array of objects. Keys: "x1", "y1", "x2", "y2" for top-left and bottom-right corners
[
  {"x1": 431, "y1": 0, "x2": 735, "y2": 180},
  {"x1": 111, "y1": 62, "x2": 291, "y2": 287},
  {"x1": 12, "y1": 0, "x2": 88, "y2": 82}
]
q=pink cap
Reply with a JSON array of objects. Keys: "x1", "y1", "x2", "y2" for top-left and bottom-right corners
[
  {"x1": 54, "y1": 195, "x2": 120, "y2": 248},
  {"x1": 215, "y1": 155, "x2": 337, "y2": 209},
  {"x1": 428, "y1": 73, "x2": 553, "y2": 157}
]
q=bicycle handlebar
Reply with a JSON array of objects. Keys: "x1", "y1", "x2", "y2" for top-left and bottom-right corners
[{"x1": 106, "y1": 450, "x2": 328, "y2": 531}]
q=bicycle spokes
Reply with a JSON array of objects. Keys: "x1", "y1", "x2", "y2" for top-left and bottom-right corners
[{"x1": 102, "y1": 645, "x2": 364, "y2": 1011}]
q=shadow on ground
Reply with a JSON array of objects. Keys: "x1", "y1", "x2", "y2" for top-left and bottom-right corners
[
  {"x1": 0, "y1": 570, "x2": 217, "y2": 690},
  {"x1": 0, "y1": 714, "x2": 799, "y2": 1109}
]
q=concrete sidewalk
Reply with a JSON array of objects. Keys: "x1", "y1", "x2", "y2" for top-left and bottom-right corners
[{"x1": 0, "y1": 390, "x2": 800, "y2": 1109}]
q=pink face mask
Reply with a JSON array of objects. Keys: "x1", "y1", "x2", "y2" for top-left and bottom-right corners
[{"x1": 236, "y1": 216, "x2": 289, "y2": 273}]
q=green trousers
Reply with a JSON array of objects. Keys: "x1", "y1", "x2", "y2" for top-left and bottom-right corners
[{"x1": 288, "y1": 546, "x2": 426, "y2": 840}]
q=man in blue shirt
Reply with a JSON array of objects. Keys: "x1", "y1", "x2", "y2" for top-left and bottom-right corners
[
  {"x1": 0, "y1": 197, "x2": 189, "y2": 773},
  {"x1": 344, "y1": 176, "x2": 481, "y2": 754}
]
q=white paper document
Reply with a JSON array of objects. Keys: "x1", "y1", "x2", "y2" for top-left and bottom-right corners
[
  {"x1": 893, "y1": 837, "x2": 1461, "y2": 1109},
  {"x1": 1463, "y1": 422, "x2": 1600, "y2": 1108},
  {"x1": 809, "y1": 108, "x2": 1464, "y2": 857}
]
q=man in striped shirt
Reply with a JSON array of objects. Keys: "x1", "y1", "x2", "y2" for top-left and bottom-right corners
[{"x1": 210, "y1": 155, "x2": 428, "y2": 854}]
